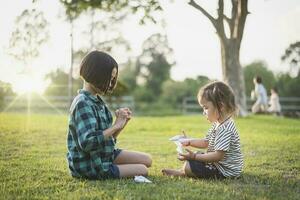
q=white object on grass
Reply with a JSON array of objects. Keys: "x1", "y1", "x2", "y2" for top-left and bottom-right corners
[{"x1": 134, "y1": 176, "x2": 152, "y2": 183}]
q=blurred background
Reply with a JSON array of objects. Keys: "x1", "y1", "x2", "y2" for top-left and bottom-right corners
[{"x1": 0, "y1": 0, "x2": 299, "y2": 116}]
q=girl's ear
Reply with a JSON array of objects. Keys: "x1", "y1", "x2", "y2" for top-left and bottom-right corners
[{"x1": 219, "y1": 103, "x2": 226, "y2": 116}]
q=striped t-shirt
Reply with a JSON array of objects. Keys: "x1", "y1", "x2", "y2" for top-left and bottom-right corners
[{"x1": 205, "y1": 118, "x2": 243, "y2": 177}]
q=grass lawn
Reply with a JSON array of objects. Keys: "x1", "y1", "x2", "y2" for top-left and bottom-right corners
[{"x1": 0, "y1": 113, "x2": 299, "y2": 200}]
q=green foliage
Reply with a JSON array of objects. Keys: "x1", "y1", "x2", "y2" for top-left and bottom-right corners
[
  {"x1": 111, "y1": 80, "x2": 129, "y2": 97},
  {"x1": 0, "y1": 81, "x2": 15, "y2": 109},
  {"x1": 243, "y1": 61, "x2": 276, "y2": 96},
  {"x1": 60, "y1": 0, "x2": 162, "y2": 24},
  {"x1": 0, "y1": 113, "x2": 299, "y2": 199},
  {"x1": 161, "y1": 76, "x2": 210, "y2": 106},
  {"x1": 8, "y1": 9, "x2": 49, "y2": 63},
  {"x1": 275, "y1": 73, "x2": 300, "y2": 97},
  {"x1": 72, "y1": 9, "x2": 131, "y2": 64},
  {"x1": 281, "y1": 41, "x2": 300, "y2": 75},
  {"x1": 119, "y1": 59, "x2": 139, "y2": 91},
  {"x1": 142, "y1": 54, "x2": 172, "y2": 95},
  {"x1": 135, "y1": 34, "x2": 174, "y2": 102},
  {"x1": 133, "y1": 86, "x2": 155, "y2": 102},
  {"x1": 44, "y1": 69, "x2": 83, "y2": 96}
]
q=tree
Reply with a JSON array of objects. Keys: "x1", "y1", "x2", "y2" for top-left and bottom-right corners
[
  {"x1": 243, "y1": 61, "x2": 276, "y2": 96},
  {"x1": 8, "y1": 9, "x2": 49, "y2": 67},
  {"x1": 161, "y1": 76, "x2": 210, "y2": 106},
  {"x1": 188, "y1": 0, "x2": 248, "y2": 115},
  {"x1": 73, "y1": 8, "x2": 130, "y2": 63},
  {"x1": 135, "y1": 34, "x2": 174, "y2": 101},
  {"x1": 44, "y1": 69, "x2": 83, "y2": 96},
  {"x1": 281, "y1": 41, "x2": 300, "y2": 76},
  {"x1": 60, "y1": 0, "x2": 162, "y2": 24},
  {"x1": 0, "y1": 81, "x2": 15, "y2": 109},
  {"x1": 60, "y1": 0, "x2": 161, "y2": 104},
  {"x1": 276, "y1": 73, "x2": 300, "y2": 97},
  {"x1": 119, "y1": 59, "x2": 139, "y2": 92}
]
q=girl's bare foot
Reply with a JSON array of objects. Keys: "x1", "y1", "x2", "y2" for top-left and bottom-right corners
[{"x1": 162, "y1": 169, "x2": 185, "y2": 176}]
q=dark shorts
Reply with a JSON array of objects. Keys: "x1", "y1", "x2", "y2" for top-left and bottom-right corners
[
  {"x1": 107, "y1": 148, "x2": 122, "y2": 178},
  {"x1": 188, "y1": 160, "x2": 225, "y2": 179}
]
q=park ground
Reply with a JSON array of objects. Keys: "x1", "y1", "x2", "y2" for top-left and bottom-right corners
[{"x1": 0, "y1": 113, "x2": 299, "y2": 200}]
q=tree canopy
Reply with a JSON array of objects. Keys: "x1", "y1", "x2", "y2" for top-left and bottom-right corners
[{"x1": 60, "y1": 0, "x2": 162, "y2": 23}]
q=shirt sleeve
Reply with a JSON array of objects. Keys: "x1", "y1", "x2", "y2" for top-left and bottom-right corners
[
  {"x1": 214, "y1": 129, "x2": 232, "y2": 151},
  {"x1": 205, "y1": 123, "x2": 216, "y2": 140},
  {"x1": 73, "y1": 100, "x2": 105, "y2": 152}
]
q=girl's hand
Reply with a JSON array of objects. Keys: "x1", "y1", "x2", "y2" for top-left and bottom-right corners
[
  {"x1": 116, "y1": 108, "x2": 132, "y2": 121},
  {"x1": 180, "y1": 139, "x2": 191, "y2": 147},
  {"x1": 114, "y1": 108, "x2": 132, "y2": 131},
  {"x1": 179, "y1": 130, "x2": 190, "y2": 146},
  {"x1": 178, "y1": 149, "x2": 196, "y2": 161}
]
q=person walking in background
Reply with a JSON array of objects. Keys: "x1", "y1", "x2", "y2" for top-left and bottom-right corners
[
  {"x1": 268, "y1": 87, "x2": 281, "y2": 116},
  {"x1": 251, "y1": 76, "x2": 268, "y2": 113}
]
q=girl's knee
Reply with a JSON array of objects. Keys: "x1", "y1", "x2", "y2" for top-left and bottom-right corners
[
  {"x1": 137, "y1": 164, "x2": 148, "y2": 176},
  {"x1": 144, "y1": 154, "x2": 152, "y2": 168},
  {"x1": 183, "y1": 162, "x2": 193, "y2": 176}
]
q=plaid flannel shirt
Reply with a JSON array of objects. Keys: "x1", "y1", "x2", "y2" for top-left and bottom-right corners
[{"x1": 67, "y1": 89, "x2": 116, "y2": 179}]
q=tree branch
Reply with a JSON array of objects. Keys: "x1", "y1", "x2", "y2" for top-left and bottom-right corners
[
  {"x1": 237, "y1": 0, "x2": 249, "y2": 40},
  {"x1": 216, "y1": 0, "x2": 227, "y2": 40},
  {"x1": 223, "y1": 14, "x2": 231, "y2": 24},
  {"x1": 232, "y1": 0, "x2": 248, "y2": 41},
  {"x1": 188, "y1": 0, "x2": 217, "y2": 27}
]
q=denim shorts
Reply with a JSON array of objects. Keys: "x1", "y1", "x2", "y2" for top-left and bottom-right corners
[
  {"x1": 188, "y1": 160, "x2": 225, "y2": 179},
  {"x1": 107, "y1": 148, "x2": 122, "y2": 178}
]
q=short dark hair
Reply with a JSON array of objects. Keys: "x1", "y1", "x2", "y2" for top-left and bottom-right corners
[
  {"x1": 198, "y1": 81, "x2": 237, "y2": 117},
  {"x1": 79, "y1": 50, "x2": 118, "y2": 94},
  {"x1": 255, "y1": 76, "x2": 262, "y2": 83},
  {"x1": 271, "y1": 87, "x2": 278, "y2": 93}
]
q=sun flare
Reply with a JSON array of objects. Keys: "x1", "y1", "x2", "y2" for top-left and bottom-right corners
[{"x1": 13, "y1": 75, "x2": 47, "y2": 94}]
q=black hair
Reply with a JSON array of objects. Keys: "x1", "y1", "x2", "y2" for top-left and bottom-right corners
[
  {"x1": 79, "y1": 50, "x2": 118, "y2": 94},
  {"x1": 255, "y1": 76, "x2": 262, "y2": 84}
]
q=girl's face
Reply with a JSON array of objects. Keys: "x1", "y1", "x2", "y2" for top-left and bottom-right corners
[
  {"x1": 91, "y1": 67, "x2": 118, "y2": 94},
  {"x1": 199, "y1": 98, "x2": 220, "y2": 123},
  {"x1": 109, "y1": 67, "x2": 118, "y2": 90}
]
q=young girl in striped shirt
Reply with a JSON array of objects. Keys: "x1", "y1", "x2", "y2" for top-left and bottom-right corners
[{"x1": 162, "y1": 81, "x2": 243, "y2": 179}]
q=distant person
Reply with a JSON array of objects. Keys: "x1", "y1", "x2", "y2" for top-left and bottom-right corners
[
  {"x1": 251, "y1": 76, "x2": 268, "y2": 113},
  {"x1": 162, "y1": 81, "x2": 243, "y2": 179},
  {"x1": 67, "y1": 50, "x2": 152, "y2": 180},
  {"x1": 268, "y1": 87, "x2": 281, "y2": 115}
]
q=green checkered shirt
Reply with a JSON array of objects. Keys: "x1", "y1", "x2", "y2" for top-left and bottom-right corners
[{"x1": 67, "y1": 89, "x2": 116, "y2": 179}]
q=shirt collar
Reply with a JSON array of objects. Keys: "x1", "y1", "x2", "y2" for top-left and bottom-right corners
[{"x1": 78, "y1": 89, "x2": 105, "y2": 104}]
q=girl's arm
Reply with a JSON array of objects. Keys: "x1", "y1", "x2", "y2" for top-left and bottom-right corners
[
  {"x1": 186, "y1": 139, "x2": 209, "y2": 149},
  {"x1": 112, "y1": 108, "x2": 132, "y2": 139},
  {"x1": 103, "y1": 122, "x2": 124, "y2": 139},
  {"x1": 179, "y1": 149, "x2": 225, "y2": 162},
  {"x1": 194, "y1": 150, "x2": 225, "y2": 162}
]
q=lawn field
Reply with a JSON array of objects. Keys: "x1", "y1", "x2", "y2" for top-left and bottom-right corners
[{"x1": 0, "y1": 113, "x2": 299, "y2": 200}]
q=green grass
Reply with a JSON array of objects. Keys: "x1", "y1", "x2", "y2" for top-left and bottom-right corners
[{"x1": 0, "y1": 113, "x2": 299, "y2": 200}]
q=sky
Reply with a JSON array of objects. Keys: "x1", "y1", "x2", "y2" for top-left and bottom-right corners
[{"x1": 0, "y1": 0, "x2": 299, "y2": 94}]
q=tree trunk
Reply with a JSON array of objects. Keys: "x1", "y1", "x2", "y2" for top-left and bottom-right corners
[
  {"x1": 188, "y1": 0, "x2": 249, "y2": 116},
  {"x1": 220, "y1": 38, "x2": 247, "y2": 116}
]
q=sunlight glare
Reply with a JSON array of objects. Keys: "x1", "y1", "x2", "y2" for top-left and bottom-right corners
[{"x1": 13, "y1": 75, "x2": 47, "y2": 94}]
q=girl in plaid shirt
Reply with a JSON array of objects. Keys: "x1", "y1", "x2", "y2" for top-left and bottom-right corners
[{"x1": 67, "y1": 50, "x2": 152, "y2": 179}]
